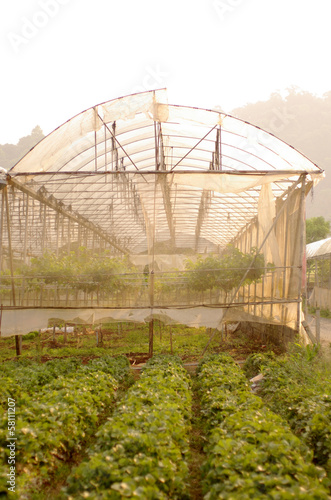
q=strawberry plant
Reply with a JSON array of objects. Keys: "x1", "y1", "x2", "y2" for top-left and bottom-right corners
[
  {"x1": 0, "y1": 357, "x2": 81, "y2": 407},
  {"x1": 65, "y1": 355, "x2": 192, "y2": 499},
  {"x1": 184, "y1": 246, "x2": 266, "y2": 296},
  {"x1": 246, "y1": 352, "x2": 331, "y2": 476},
  {"x1": 20, "y1": 247, "x2": 139, "y2": 298},
  {"x1": 0, "y1": 356, "x2": 130, "y2": 497},
  {"x1": 197, "y1": 354, "x2": 330, "y2": 499}
]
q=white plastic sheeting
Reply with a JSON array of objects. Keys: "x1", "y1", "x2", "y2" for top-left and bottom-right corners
[
  {"x1": 306, "y1": 237, "x2": 331, "y2": 259},
  {"x1": 0, "y1": 90, "x2": 324, "y2": 337}
]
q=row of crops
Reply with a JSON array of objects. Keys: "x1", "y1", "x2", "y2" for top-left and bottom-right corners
[
  {"x1": 0, "y1": 356, "x2": 132, "y2": 497},
  {"x1": 244, "y1": 349, "x2": 331, "y2": 478},
  {"x1": 1, "y1": 352, "x2": 331, "y2": 498},
  {"x1": 197, "y1": 354, "x2": 330, "y2": 499},
  {"x1": 1, "y1": 245, "x2": 266, "y2": 298}
]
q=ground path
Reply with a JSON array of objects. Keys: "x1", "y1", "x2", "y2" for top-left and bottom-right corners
[{"x1": 307, "y1": 314, "x2": 331, "y2": 350}]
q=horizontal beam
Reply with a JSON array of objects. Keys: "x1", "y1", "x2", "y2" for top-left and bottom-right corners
[{"x1": 9, "y1": 170, "x2": 316, "y2": 177}]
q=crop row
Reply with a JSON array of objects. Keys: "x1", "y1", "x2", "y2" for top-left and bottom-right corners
[
  {"x1": 196, "y1": 354, "x2": 330, "y2": 499},
  {"x1": 0, "y1": 355, "x2": 130, "y2": 498},
  {"x1": 244, "y1": 351, "x2": 331, "y2": 475},
  {"x1": 0, "y1": 357, "x2": 83, "y2": 409},
  {"x1": 65, "y1": 355, "x2": 192, "y2": 499}
]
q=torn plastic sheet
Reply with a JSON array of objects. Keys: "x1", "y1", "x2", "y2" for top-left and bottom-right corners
[{"x1": 0, "y1": 307, "x2": 224, "y2": 338}]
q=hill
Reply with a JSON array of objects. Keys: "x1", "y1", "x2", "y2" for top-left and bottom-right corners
[
  {"x1": 231, "y1": 87, "x2": 331, "y2": 219},
  {"x1": 0, "y1": 126, "x2": 44, "y2": 170}
]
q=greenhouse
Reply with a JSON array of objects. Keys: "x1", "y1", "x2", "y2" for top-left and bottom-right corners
[
  {"x1": 0, "y1": 89, "x2": 324, "y2": 345},
  {"x1": 307, "y1": 236, "x2": 331, "y2": 309}
]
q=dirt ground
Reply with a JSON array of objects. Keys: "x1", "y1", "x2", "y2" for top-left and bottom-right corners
[{"x1": 307, "y1": 314, "x2": 331, "y2": 349}]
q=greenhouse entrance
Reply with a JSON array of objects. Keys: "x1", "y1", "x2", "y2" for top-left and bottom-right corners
[{"x1": 0, "y1": 90, "x2": 324, "y2": 354}]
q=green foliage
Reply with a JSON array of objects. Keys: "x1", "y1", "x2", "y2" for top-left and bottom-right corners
[
  {"x1": 307, "y1": 258, "x2": 331, "y2": 286},
  {"x1": 243, "y1": 351, "x2": 277, "y2": 379},
  {"x1": 0, "y1": 356, "x2": 130, "y2": 497},
  {"x1": 197, "y1": 354, "x2": 330, "y2": 499},
  {"x1": 306, "y1": 216, "x2": 331, "y2": 244},
  {"x1": 20, "y1": 248, "x2": 138, "y2": 295},
  {"x1": 184, "y1": 246, "x2": 266, "y2": 294},
  {"x1": 250, "y1": 350, "x2": 331, "y2": 474},
  {"x1": 0, "y1": 357, "x2": 81, "y2": 407},
  {"x1": 65, "y1": 355, "x2": 192, "y2": 499}
]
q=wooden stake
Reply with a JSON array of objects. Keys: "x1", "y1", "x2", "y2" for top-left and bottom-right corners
[
  {"x1": 149, "y1": 319, "x2": 154, "y2": 357},
  {"x1": 170, "y1": 325, "x2": 173, "y2": 354},
  {"x1": 4, "y1": 188, "x2": 21, "y2": 356}
]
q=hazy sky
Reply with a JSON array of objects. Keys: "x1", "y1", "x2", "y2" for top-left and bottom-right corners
[{"x1": 1, "y1": 0, "x2": 331, "y2": 145}]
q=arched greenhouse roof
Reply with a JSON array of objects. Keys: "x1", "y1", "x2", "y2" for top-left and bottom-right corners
[
  {"x1": 306, "y1": 237, "x2": 331, "y2": 259},
  {"x1": 7, "y1": 88, "x2": 324, "y2": 254}
]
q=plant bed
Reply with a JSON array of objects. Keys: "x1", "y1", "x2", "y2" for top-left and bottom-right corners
[
  {"x1": 196, "y1": 354, "x2": 330, "y2": 499},
  {"x1": 64, "y1": 355, "x2": 192, "y2": 499},
  {"x1": 244, "y1": 348, "x2": 331, "y2": 477},
  {"x1": 0, "y1": 356, "x2": 131, "y2": 498}
]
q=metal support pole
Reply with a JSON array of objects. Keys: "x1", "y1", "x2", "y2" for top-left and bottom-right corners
[
  {"x1": 149, "y1": 319, "x2": 154, "y2": 356},
  {"x1": 23, "y1": 194, "x2": 29, "y2": 264},
  {"x1": 56, "y1": 213, "x2": 60, "y2": 258},
  {"x1": 67, "y1": 217, "x2": 71, "y2": 254},
  {"x1": 296, "y1": 175, "x2": 307, "y2": 333},
  {"x1": 4, "y1": 188, "x2": 21, "y2": 355},
  {"x1": 316, "y1": 308, "x2": 321, "y2": 344},
  {"x1": 41, "y1": 203, "x2": 47, "y2": 253}
]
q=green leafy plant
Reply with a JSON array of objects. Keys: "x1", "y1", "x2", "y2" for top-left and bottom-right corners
[
  {"x1": 184, "y1": 246, "x2": 267, "y2": 297},
  {"x1": 65, "y1": 355, "x2": 192, "y2": 499},
  {"x1": 247, "y1": 352, "x2": 331, "y2": 475},
  {"x1": 17, "y1": 247, "x2": 139, "y2": 300},
  {"x1": 197, "y1": 354, "x2": 330, "y2": 499},
  {"x1": 0, "y1": 356, "x2": 130, "y2": 497}
]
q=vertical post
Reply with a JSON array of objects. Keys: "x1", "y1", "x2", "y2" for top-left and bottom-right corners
[
  {"x1": 67, "y1": 218, "x2": 71, "y2": 254},
  {"x1": 4, "y1": 188, "x2": 16, "y2": 306},
  {"x1": 53, "y1": 325, "x2": 56, "y2": 342},
  {"x1": 148, "y1": 267, "x2": 155, "y2": 357},
  {"x1": 169, "y1": 325, "x2": 173, "y2": 354},
  {"x1": 218, "y1": 125, "x2": 222, "y2": 171},
  {"x1": 314, "y1": 257, "x2": 321, "y2": 341},
  {"x1": 64, "y1": 323, "x2": 67, "y2": 343},
  {"x1": 316, "y1": 308, "x2": 321, "y2": 344},
  {"x1": 4, "y1": 188, "x2": 21, "y2": 355},
  {"x1": 149, "y1": 318, "x2": 154, "y2": 357},
  {"x1": 281, "y1": 191, "x2": 290, "y2": 292},
  {"x1": 23, "y1": 194, "x2": 29, "y2": 264},
  {"x1": 104, "y1": 125, "x2": 108, "y2": 174},
  {"x1": 0, "y1": 191, "x2": 4, "y2": 271},
  {"x1": 41, "y1": 203, "x2": 47, "y2": 253},
  {"x1": 296, "y1": 175, "x2": 307, "y2": 333},
  {"x1": 254, "y1": 220, "x2": 259, "y2": 316},
  {"x1": 56, "y1": 213, "x2": 60, "y2": 258},
  {"x1": 77, "y1": 222, "x2": 81, "y2": 254}
]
